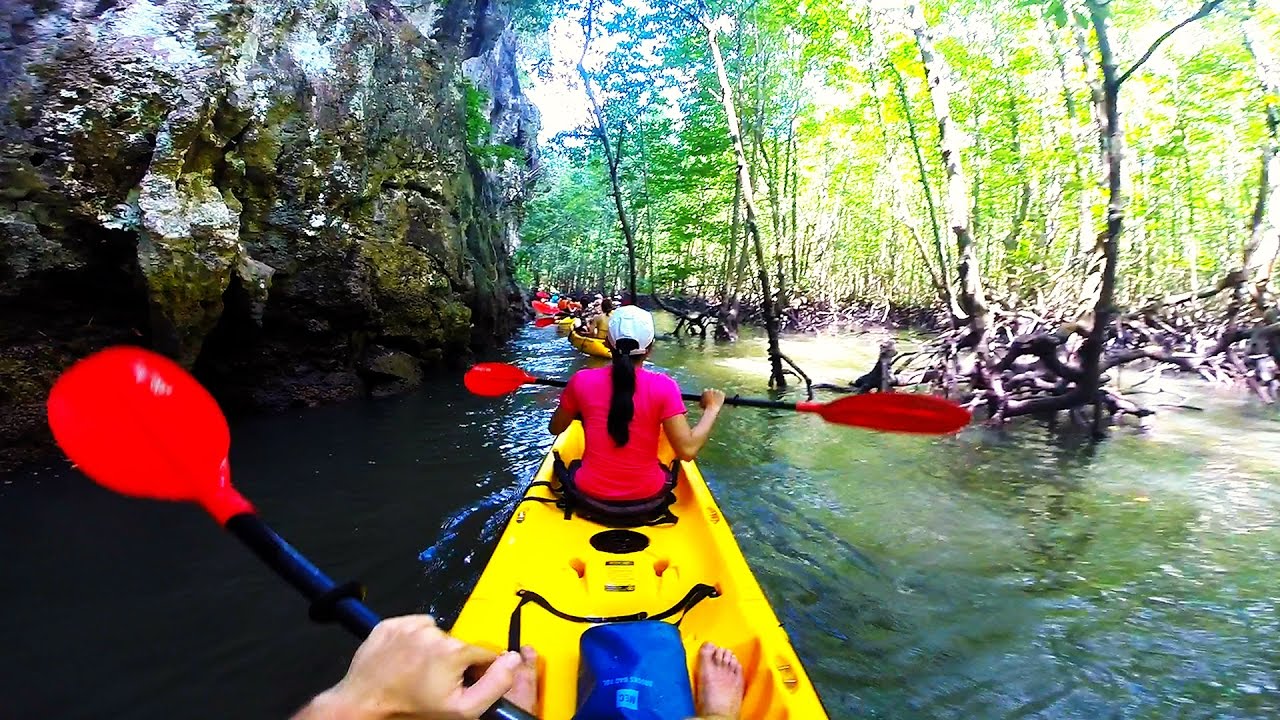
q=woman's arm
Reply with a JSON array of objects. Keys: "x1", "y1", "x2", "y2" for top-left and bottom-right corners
[
  {"x1": 661, "y1": 389, "x2": 725, "y2": 461},
  {"x1": 549, "y1": 400, "x2": 575, "y2": 435},
  {"x1": 548, "y1": 376, "x2": 580, "y2": 435}
]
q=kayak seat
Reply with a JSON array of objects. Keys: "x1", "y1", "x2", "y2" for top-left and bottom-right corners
[{"x1": 518, "y1": 452, "x2": 679, "y2": 528}]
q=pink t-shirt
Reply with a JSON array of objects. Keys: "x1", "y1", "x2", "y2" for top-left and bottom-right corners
[{"x1": 558, "y1": 366, "x2": 688, "y2": 501}]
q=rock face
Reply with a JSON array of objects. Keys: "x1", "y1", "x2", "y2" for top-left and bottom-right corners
[{"x1": 0, "y1": 0, "x2": 539, "y2": 470}]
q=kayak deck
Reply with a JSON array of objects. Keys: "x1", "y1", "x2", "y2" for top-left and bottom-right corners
[{"x1": 450, "y1": 423, "x2": 828, "y2": 719}]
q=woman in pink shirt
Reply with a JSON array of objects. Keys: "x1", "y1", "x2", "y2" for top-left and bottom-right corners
[{"x1": 548, "y1": 306, "x2": 726, "y2": 502}]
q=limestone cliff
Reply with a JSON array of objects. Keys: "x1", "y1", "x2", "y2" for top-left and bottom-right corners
[{"x1": 0, "y1": 0, "x2": 540, "y2": 470}]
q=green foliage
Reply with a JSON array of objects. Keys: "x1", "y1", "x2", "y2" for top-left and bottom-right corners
[
  {"x1": 515, "y1": 146, "x2": 622, "y2": 289},
  {"x1": 461, "y1": 80, "x2": 525, "y2": 167},
  {"x1": 517, "y1": 0, "x2": 1280, "y2": 308}
]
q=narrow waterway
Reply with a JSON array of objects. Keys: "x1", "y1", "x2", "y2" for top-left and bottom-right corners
[{"x1": 3, "y1": 317, "x2": 1279, "y2": 718}]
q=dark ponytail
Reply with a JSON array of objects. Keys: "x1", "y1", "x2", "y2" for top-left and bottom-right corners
[{"x1": 608, "y1": 338, "x2": 640, "y2": 447}]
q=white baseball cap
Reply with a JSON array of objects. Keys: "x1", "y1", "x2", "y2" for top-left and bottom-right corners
[{"x1": 607, "y1": 305, "x2": 655, "y2": 355}]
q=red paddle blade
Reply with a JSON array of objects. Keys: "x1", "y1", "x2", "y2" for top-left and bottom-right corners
[
  {"x1": 46, "y1": 347, "x2": 252, "y2": 522},
  {"x1": 801, "y1": 393, "x2": 971, "y2": 434},
  {"x1": 464, "y1": 362, "x2": 537, "y2": 397},
  {"x1": 531, "y1": 300, "x2": 556, "y2": 315},
  {"x1": 533, "y1": 317, "x2": 557, "y2": 328}
]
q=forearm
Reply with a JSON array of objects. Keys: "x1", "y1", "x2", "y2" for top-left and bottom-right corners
[
  {"x1": 679, "y1": 407, "x2": 721, "y2": 459},
  {"x1": 292, "y1": 689, "x2": 385, "y2": 720},
  {"x1": 549, "y1": 404, "x2": 574, "y2": 435}
]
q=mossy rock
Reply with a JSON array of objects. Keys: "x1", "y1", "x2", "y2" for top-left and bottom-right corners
[{"x1": 360, "y1": 240, "x2": 472, "y2": 350}]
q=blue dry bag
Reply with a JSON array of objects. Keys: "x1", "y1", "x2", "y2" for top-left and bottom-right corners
[{"x1": 575, "y1": 621, "x2": 696, "y2": 720}]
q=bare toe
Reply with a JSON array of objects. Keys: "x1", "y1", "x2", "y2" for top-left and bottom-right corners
[{"x1": 696, "y1": 643, "x2": 744, "y2": 720}]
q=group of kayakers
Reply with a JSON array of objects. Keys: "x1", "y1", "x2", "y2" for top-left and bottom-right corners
[
  {"x1": 295, "y1": 304, "x2": 745, "y2": 719},
  {"x1": 533, "y1": 288, "x2": 584, "y2": 314},
  {"x1": 533, "y1": 288, "x2": 629, "y2": 341}
]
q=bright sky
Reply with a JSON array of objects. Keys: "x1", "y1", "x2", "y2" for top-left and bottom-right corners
[
  {"x1": 524, "y1": 17, "x2": 594, "y2": 142},
  {"x1": 521, "y1": 0, "x2": 676, "y2": 143}
]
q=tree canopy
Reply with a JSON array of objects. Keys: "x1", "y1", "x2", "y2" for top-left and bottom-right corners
[{"x1": 513, "y1": 0, "x2": 1279, "y2": 318}]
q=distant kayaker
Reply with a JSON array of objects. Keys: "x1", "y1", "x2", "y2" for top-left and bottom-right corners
[
  {"x1": 291, "y1": 615, "x2": 747, "y2": 719},
  {"x1": 550, "y1": 306, "x2": 726, "y2": 503},
  {"x1": 583, "y1": 296, "x2": 613, "y2": 338}
]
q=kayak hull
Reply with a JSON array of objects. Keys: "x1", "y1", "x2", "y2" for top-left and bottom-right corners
[
  {"x1": 568, "y1": 332, "x2": 611, "y2": 359},
  {"x1": 555, "y1": 316, "x2": 579, "y2": 330},
  {"x1": 451, "y1": 423, "x2": 829, "y2": 719}
]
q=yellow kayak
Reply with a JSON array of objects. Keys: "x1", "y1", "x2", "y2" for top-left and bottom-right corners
[
  {"x1": 568, "y1": 332, "x2": 611, "y2": 359},
  {"x1": 451, "y1": 422, "x2": 829, "y2": 719},
  {"x1": 555, "y1": 316, "x2": 579, "y2": 330}
]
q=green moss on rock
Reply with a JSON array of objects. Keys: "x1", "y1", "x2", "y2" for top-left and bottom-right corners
[{"x1": 361, "y1": 239, "x2": 472, "y2": 351}]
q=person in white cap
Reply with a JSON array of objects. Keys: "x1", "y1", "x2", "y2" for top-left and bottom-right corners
[{"x1": 548, "y1": 306, "x2": 726, "y2": 503}]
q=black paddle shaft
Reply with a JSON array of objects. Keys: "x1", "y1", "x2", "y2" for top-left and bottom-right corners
[
  {"x1": 696, "y1": 394, "x2": 797, "y2": 411},
  {"x1": 224, "y1": 514, "x2": 534, "y2": 720},
  {"x1": 530, "y1": 376, "x2": 796, "y2": 411}
]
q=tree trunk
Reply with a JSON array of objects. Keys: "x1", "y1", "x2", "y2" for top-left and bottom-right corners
[
  {"x1": 577, "y1": 2, "x2": 638, "y2": 303},
  {"x1": 716, "y1": 176, "x2": 745, "y2": 340},
  {"x1": 1049, "y1": 25, "x2": 1090, "y2": 275},
  {"x1": 1238, "y1": 0, "x2": 1280, "y2": 314},
  {"x1": 700, "y1": 2, "x2": 786, "y2": 385},
  {"x1": 1076, "y1": 0, "x2": 1124, "y2": 420},
  {"x1": 889, "y1": 62, "x2": 953, "y2": 317},
  {"x1": 1069, "y1": 3, "x2": 1107, "y2": 318},
  {"x1": 788, "y1": 129, "x2": 800, "y2": 291},
  {"x1": 637, "y1": 119, "x2": 656, "y2": 290},
  {"x1": 1073, "y1": 0, "x2": 1223, "y2": 431},
  {"x1": 716, "y1": 5, "x2": 750, "y2": 342},
  {"x1": 720, "y1": 175, "x2": 742, "y2": 301},
  {"x1": 907, "y1": 1, "x2": 989, "y2": 344},
  {"x1": 871, "y1": 69, "x2": 947, "y2": 300}
]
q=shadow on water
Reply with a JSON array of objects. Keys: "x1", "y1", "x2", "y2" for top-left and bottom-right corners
[{"x1": 3, "y1": 317, "x2": 1280, "y2": 718}]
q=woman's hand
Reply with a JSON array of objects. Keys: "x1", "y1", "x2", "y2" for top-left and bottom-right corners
[
  {"x1": 296, "y1": 616, "x2": 520, "y2": 720},
  {"x1": 700, "y1": 389, "x2": 726, "y2": 411}
]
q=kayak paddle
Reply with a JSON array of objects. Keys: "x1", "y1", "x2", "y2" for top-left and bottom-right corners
[
  {"x1": 464, "y1": 362, "x2": 971, "y2": 435},
  {"x1": 46, "y1": 347, "x2": 534, "y2": 720},
  {"x1": 533, "y1": 316, "x2": 561, "y2": 328}
]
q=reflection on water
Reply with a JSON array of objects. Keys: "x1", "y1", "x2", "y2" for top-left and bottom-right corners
[{"x1": 2, "y1": 316, "x2": 1279, "y2": 718}]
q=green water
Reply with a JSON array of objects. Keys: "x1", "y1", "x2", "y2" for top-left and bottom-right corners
[{"x1": 648, "y1": 320, "x2": 1280, "y2": 718}]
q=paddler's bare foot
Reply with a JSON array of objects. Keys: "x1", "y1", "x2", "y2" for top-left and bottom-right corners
[
  {"x1": 503, "y1": 644, "x2": 538, "y2": 713},
  {"x1": 696, "y1": 642, "x2": 744, "y2": 720}
]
